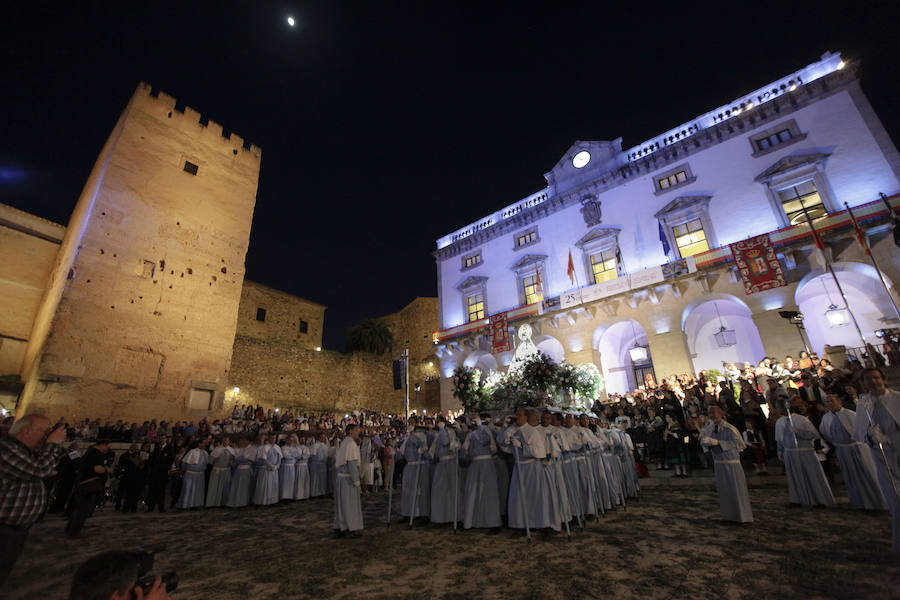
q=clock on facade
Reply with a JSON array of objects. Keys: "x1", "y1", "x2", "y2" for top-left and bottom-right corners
[{"x1": 572, "y1": 150, "x2": 591, "y2": 168}]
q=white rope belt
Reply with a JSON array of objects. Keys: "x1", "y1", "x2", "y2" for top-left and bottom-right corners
[
  {"x1": 440, "y1": 454, "x2": 457, "y2": 461},
  {"x1": 518, "y1": 458, "x2": 535, "y2": 465},
  {"x1": 715, "y1": 459, "x2": 740, "y2": 464},
  {"x1": 213, "y1": 466, "x2": 230, "y2": 471},
  {"x1": 471, "y1": 455, "x2": 493, "y2": 461},
  {"x1": 406, "y1": 460, "x2": 423, "y2": 465},
  {"x1": 236, "y1": 465, "x2": 251, "y2": 470},
  {"x1": 574, "y1": 455, "x2": 586, "y2": 461},
  {"x1": 337, "y1": 472, "x2": 351, "y2": 478}
]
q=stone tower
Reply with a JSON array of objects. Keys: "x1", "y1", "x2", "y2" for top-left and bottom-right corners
[{"x1": 17, "y1": 83, "x2": 261, "y2": 420}]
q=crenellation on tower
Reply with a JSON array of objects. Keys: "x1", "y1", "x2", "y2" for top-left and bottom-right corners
[{"x1": 135, "y1": 82, "x2": 262, "y2": 162}]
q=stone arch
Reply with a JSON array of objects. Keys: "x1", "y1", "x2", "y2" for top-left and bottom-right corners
[
  {"x1": 462, "y1": 349, "x2": 499, "y2": 375},
  {"x1": 682, "y1": 295, "x2": 765, "y2": 374},
  {"x1": 794, "y1": 261, "x2": 896, "y2": 356},
  {"x1": 532, "y1": 333, "x2": 565, "y2": 363},
  {"x1": 593, "y1": 318, "x2": 650, "y2": 395}
]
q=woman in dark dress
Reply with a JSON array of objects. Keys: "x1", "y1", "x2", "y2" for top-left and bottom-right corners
[{"x1": 663, "y1": 414, "x2": 689, "y2": 478}]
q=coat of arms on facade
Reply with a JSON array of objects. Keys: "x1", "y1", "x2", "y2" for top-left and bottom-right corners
[{"x1": 580, "y1": 195, "x2": 602, "y2": 227}]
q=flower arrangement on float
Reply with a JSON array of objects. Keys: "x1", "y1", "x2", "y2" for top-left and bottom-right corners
[{"x1": 452, "y1": 352, "x2": 605, "y2": 413}]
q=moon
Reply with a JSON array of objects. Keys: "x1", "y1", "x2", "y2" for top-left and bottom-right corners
[{"x1": 287, "y1": 16, "x2": 295, "y2": 27}]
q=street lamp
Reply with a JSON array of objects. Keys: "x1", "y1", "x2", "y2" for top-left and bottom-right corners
[
  {"x1": 712, "y1": 302, "x2": 736, "y2": 348},
  {"x1": 414, "y1": 382, "x2": 421, "y2": 413},
  {"x1": 779, "y1": 310, "x2": 812, "y2": 355}
]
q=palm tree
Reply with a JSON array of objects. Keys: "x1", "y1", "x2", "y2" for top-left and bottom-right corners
[{"x1": 345, "y1": 318, "x2": 394, "y2": 355}]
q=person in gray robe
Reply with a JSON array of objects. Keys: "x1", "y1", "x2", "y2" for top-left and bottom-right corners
[
  {"x1": 701, "y1": 406, "x2": 753, "y2": 523},
  {"x1": 326, "y1": 435, "x2": 337, "y2": 496},
  {"x1": 461, "y1": 415, "x2": 501, "y2": 530},
  {"x1": 853, "y1": 367, "x2": 900, "y2": 552},
  {"x1": 430, "y1": 416, "x2": 462, "y2": 524},
  {"x1": 819, "y1": 393, "x2": 886, "y2": 510},
  {"x1": 176, "y1": 442, "x2": 208, "y2": 509},
  {"x1": 333, "y1": 424, "x2": 364, "y2": 537},
  {"x1": 560, "y1": 413, "x2": 596, "y2": 519},
  {"x1": 399, "y1": 417, "x2": 431, "y2": 521},
  {"x1": 225, "y1": 438, "x2": 255, "y2": 508},
  {"x1": 578, "y1": 414, "x2": 612, "y2": 512},
  {"x1": 490, "y1": 416, "x2": 509, "y2": 517},
  {"x1": 775, "y1": 404, "x2": 835, "y2": 507},
  {"x1": 295, "y1": 440, "x2": 311, "y2": 500},
  {"x1": 205, "y1": 437, "x2": 235, "y2": 507},
  {"x1": 500, "y1": 408, "x2": 558, "y2": 534},
  {"x1": 253, "y1": 435, "x2": 282, "y2": 506},
  {"x1": 540, "y1": 411, "x2": 571, "y2": 527},
  {"x1": 279, "y1": 435, "x2": 300, "y2": 501},
  {"x1": 593, "y1": 422, "x2": 623, "y2": 507},
  {"x1": 309, "y1": 434, "x2": 328, "y2": 498}
]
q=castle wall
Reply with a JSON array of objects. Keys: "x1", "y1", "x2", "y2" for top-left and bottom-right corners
[
  {"x1": 236, "y1": 280, "x2": 325, "y2": 350},
  {"x1": 227, "y1": 336, "x2": 403, "y2": 415},
  {"x1": 18, "y1": 82, "x2": 261, "y2": 421},
  {"x1": 0, "y1": 204, "x2": 65, "y2": 376}
]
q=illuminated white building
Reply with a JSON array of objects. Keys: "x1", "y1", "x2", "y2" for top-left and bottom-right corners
[{"x1": 432, "y1": 51, "x2": 900, "y2": 407}]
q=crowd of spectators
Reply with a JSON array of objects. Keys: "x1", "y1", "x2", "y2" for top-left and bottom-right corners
[{"x1": 591, "y1": 345, "x2": 897, "y2": 479}]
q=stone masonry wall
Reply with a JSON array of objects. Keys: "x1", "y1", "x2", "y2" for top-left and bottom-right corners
[
  {"x1": 0, "y1": 204, "x2": 65, "y2": 376},
  {"x1": 19, "y1": 82, "x2": 261, "y2": 422},
  {"x1": 227, "y1": 336, "x2": 403, "y2": 414},
  {"x1": 236, "y1": 280, "x2": 325, "y2": 350}
]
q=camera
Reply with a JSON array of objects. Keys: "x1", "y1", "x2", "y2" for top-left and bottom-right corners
[{"x1": 136, "y1": 543, "x2": 179, "y2": 595}]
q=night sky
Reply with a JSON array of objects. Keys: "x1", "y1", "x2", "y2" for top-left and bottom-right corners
[{"x1": 3, "y1": 2, "x2": 899, "y2": 350}]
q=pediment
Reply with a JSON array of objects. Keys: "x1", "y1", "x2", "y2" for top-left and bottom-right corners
[
  {"x1": 754, "y1": 153, "x2": 830, "y2": 183},
  {"x1": 575, "y1": 226, "x2": 621, "y2": 249},
  {"x1": 654, "y1": 195, "x2": 712, "y2": 219},
  {"x1": 509, "y1": 254, "x2": 547, "y2": 272},
  {"x1": 544, "y1": 139, "x2": 624, "y2": 195},
  {"x1": 456, "y1": 275, "x2": 487, "y2": 291}
]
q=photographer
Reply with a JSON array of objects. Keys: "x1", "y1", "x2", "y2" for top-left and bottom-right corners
[
  {"x1": 68, "y1": 550, "x2": 172, "y2": 600},
  {"x1": 66, "y1": 439, "x2": 114, "y2": 538},
  {"x1": 0, "y1": 414, "x2": 67, "y2": 587}
]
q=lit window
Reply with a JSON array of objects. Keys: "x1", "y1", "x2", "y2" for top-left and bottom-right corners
[
  {"x1": 522, "y1": 274, "x2": 543, "y2": 305},
  {"x1": 657, "y1": 170, "x2": 687, "y2": 190},
  {"x1": 516, "y1": 231, "x2": 536, "y2": 247},
  {"x1": 466, "y1": 293, "x2": 485, "y2": 322},
  {"x1": 463, "y1": 253, "x2": 482, "y2": 269},
  {"x1": 256, "y1": 308, "x2": 267, "y2": 322},
  {"x1": 299, "y1": 320, "x2": 308, "y2": 334},
  {"x1": 673, "y1": 219, "x2": 709, "y2": 258},
  {"x1": 755, "y1": 129, "x2": 793, "y2": 152},
  {"x1": 590, "y1": 249, "x2": 618, "y2": 283},
  {"x1": 778, "y1": 181, "x2": 826, "y2": 225}
]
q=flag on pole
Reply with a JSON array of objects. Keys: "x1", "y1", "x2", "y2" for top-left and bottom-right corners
[
  {"x1": 566, "y1": 249, "x2": 575, "y2": 285},
  {"x1": 615, "y1": 242, "x2": 624, "y2": 274},
  {"x1": 844, "y1": 203, "x2": 871, "y2": 255},
  {"x1": 658, "y1": 221, "x2": 671, "y2": 258},
  {"x1": 534, "y1": 268, "x2": 544, "y2": 299},
  {"x1": 802, "y1": 207, "x2": 827, "y2": 269}
]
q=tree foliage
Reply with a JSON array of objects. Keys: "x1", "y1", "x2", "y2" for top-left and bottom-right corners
[{"x1": 345, "y1": 318, "x2": 394, "y2": 355}]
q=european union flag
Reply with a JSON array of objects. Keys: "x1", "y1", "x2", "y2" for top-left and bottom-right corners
[{"x1": 658, "y1": 221, "x2": 671, "y2": 257}]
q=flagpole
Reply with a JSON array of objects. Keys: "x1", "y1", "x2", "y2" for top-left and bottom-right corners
[
  {"x1": 845, "y1": 202, "x2": 900, "y2": 320},
  {"x1": 802, "y1": 207, "x2": 869, "y2": 351}
]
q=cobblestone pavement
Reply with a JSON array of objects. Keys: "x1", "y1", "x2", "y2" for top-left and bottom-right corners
[{"x1": 6, "y1": 480, "x2": 898, "y2": 600}]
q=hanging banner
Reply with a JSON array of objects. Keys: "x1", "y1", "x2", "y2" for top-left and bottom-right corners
[
  {"x1": 490, "y1": 312, "x2": 511, "y2": 353},
  {"x1": 730, "y1": 233, "x2": 787, "y2": 294}
]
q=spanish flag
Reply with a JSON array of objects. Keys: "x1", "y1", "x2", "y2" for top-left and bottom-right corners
[
  {"x1": 567, "y1": 249, "x2": 575, "y2": 285},
  {"x1": 845, "y1": 202, "x2": 871, "y2": 255}
]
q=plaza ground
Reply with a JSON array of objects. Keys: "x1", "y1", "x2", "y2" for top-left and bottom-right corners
[{"x1": 7, "y1": 476, "x2": 898, "y2": 600}]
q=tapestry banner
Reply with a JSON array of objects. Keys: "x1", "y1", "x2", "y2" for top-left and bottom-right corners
[
  {"x1": 730, "y1": 233, "x2": 787, "y2": 294},
  {"x1": 490, "y1": 312, "x2": 511, "y2": 353}
]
